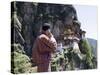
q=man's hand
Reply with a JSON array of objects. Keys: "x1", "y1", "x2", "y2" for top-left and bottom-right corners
[{"x1": 47, "y1": 32, "x2": 53, "y2": 38}]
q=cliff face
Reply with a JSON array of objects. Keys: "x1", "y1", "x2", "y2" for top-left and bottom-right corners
[{"x1": 11, "y1": 2, "x2": 79, "y2": 56}]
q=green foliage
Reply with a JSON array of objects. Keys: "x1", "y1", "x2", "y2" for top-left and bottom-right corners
[
  {"x1": 11, "y1": 43, "x2": 36, "y2": 74},
  {"x1": 80, "y1": 39, "x2": 94, "y2": 68},
  {"x1": 50, "y1": 39, "x2": 97, "y2": 71}
]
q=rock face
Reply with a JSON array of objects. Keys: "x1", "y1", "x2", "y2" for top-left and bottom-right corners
[{"x1": 11, "y1": 1, "x2": 79, "y2": 56}]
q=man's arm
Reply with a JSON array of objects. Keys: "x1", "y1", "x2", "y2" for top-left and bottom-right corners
[{"x1": 40, "y1": 34, "x2": 57, "y2": 50}]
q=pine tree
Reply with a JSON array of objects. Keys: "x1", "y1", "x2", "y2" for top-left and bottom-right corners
[{"x1": 80, "y1": 39, "x2": 93, "y2": 69}]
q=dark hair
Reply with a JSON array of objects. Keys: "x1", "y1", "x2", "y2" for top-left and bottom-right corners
[{"x1": 42, "y1": 23, "x2": 51, "y2": 31}]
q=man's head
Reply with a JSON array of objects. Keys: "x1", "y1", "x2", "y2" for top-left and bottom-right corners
[{"x1": 42, "y1": 23, "x2": 51, "y2": 36}]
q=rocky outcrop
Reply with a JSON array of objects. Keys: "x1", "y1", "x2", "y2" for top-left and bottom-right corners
[{"x1": 11, "y1": 1, "x2": 79, "y2": 56}]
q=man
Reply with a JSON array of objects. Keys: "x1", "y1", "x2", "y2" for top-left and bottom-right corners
[{"x1": 32, "y1": 23, "x2": 57, "y2": 72}]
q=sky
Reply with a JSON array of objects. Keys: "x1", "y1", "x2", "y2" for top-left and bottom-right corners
[{"x1": 74, "y1": 5, "x2": 98, "y2": 40}]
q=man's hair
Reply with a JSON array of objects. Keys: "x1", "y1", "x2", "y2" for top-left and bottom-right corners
[{"x1": 42, "y1": 23, "x2": 51, "y2": 31}]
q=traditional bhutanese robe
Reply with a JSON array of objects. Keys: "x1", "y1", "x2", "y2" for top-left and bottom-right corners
[{"x1": 32, "y1": 34, "x2": 57, "y2": 72}]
